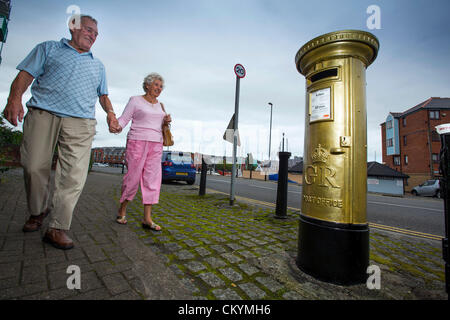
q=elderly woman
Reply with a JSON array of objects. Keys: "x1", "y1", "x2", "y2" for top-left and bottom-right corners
[{"x1": 115, "y1": 73, "x2": 171, "y2": 230}]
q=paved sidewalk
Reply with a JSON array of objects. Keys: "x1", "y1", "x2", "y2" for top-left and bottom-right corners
[
  {"x1": 0, "y1": 168, "x2": 447, "y2": 300},
  {"x1": 0, "y1": 169, "x2": 191, "y2": 300}
]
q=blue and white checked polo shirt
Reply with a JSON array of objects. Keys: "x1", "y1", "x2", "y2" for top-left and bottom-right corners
[{"x1": 17, "y1": 38, "x2": 108, "y2": 119}]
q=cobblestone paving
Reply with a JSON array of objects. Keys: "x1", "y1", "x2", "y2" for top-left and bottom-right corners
[
  {"x1": 0, "y1": 169, "x2": 447, "y2": 300},
  {"x1": 117, "y1": 181, "x2": 447, "y2": 300}
]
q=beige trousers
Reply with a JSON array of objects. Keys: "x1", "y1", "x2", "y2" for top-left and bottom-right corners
[{"x1": 20, "y1": 107, "x2": 96, "y2": 230}]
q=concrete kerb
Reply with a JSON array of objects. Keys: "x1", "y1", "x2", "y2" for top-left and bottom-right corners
[{"x1": 117, "y1": 222, "x2": 193, "y2": 300}]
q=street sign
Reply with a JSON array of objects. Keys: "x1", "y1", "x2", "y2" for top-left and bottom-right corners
[
  {"x1": 436, "y1": 123, "x2": 450, "y2": 135},
  {"x1": 223, "y1": 114, "x2": 241, "y2": 146},
  {"x1": 234, "y1": 64, "x2": 246, "y2": 78}
]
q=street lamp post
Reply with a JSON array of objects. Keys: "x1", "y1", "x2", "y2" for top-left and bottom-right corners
[{"x1": 266, "y1": 102, "x2": 273, "y2": 181}]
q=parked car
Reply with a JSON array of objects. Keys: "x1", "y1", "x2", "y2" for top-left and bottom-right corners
[
  {"x1": 411, "y1": 179, "x2": 441, "y2": 198},
  {"x1": 161, "y1": 151, "x2": 196, "y2": 185},
  {"x1": 93, "y1": 163, "x2": 108, "y2": 167}
]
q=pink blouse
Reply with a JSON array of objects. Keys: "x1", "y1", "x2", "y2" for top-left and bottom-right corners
[{"x1": 118, "y1": 95, "x2": 166, "y2": 142}]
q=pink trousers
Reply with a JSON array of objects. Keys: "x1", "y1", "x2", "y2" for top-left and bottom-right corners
[{"x1": 120, "y1": 139, "x2": 163, "y2": 205}]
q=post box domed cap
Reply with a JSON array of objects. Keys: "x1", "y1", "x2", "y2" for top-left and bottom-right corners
[{"x1": 295, "y1": 30, "x2": 380, "y2": 74}]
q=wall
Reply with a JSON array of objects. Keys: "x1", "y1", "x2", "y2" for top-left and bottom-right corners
[
  {"x1": 241, "y1": 170, "x2": 303, "y2": 184},
  {"x1": 367, "y1": 177, "x2": 404, "y2": 196},
  {"x1": 400, "y1": 110, "x2": 430, "y2": 175},
  {"x1": 405, "y1": 173, "x2": 432, "y2": 193},
  {"x1": 386, "y1": 114, "x2": 400, "y2": 156}
]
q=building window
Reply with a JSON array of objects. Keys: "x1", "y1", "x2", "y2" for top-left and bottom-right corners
[
  {"x1": 394, "y1": 156, "x2": 401, "y2": 166},
  {"x1": 432, "y1": 153, "x2": 440, "y2": 162},
  {"x1": 403, "y1": 135, "x2": 407, "y2": 146},
  {"x1": 402, "y1": 117, "x2": 406, "y2": 127},
  {"x1": 386, "y1": 120, "x2": 393, "y2": 129},
  {"x1": 387, "y1": 138, "x2": 393, "y2": 147},
  {"x1": 404, "y1": 155, "x2": 408, "y2": 165},
  {"x1": 432, "y1": 130, "x2": 440, "y2": 142},
  {"x1": 429, "y1": 111, "x2": 440, "y2": 119}
]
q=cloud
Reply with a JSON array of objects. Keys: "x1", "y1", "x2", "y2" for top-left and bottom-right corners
[{"x1": 2, "y1": 0, "x2": 450, "y2": 164}]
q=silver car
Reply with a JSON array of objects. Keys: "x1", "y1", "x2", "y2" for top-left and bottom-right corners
[{"x1": 411, "y1": 179, "x2": 441, "y2": 198}]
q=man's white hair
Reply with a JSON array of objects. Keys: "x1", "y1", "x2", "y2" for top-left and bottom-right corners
[{"x1": 143, "y1": 73, "x2": 165, "y2": 92}]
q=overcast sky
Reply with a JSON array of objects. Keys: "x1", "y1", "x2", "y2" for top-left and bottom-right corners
[{"x1": 1, "y1": 0, "x2": 449, "y2": 162}]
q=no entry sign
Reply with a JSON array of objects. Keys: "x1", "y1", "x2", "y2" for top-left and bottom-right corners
[{"x1": 234, "y1": 64, "x2": 246, "y2": 78}]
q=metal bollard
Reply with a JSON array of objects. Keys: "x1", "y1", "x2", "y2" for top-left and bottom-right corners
[{"x1": 199, "y1": 156, "x2": 207, "y2": 196}]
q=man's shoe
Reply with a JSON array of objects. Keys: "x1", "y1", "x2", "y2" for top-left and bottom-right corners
[
  {"x1": 43, "y1": 228, "x2": 74, "y2": 250},
  {"x1": 23, "y1": 210, "x2": 49, "y2": 232}
]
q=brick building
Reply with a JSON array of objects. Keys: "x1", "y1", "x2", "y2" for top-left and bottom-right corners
[
  {"x1": 380, "y1": 97, "x2": 450, "y2": 191},
  {"x1": 92, "y1": 147, "x2": 125, "y2": 165}
]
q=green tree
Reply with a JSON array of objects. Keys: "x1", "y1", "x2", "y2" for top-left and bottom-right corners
[{"x1": 0, "y1": 115, "x2": 23, "y2": 174}]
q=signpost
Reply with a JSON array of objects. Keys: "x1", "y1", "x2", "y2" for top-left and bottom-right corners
[{"x1": 230, "y1": 64, "x2": 245, "y2": 205}]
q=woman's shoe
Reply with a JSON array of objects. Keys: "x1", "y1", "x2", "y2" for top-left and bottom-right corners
[
  {"x1": 116, "y1": 216, "x2": 127, "y2": 225},
  {"x1": 142, "y1": 221, "x2": 161, "y2": 231}
]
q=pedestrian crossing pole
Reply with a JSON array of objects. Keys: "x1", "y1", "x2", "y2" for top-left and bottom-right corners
[{"x1": 230, "y1": 64, "x2": 245, "y2": 205}]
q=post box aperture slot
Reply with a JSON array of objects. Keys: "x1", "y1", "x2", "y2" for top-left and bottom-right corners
[
  {"x1": 310, "y1": 68, "x2": 338, "y2": 83},
  {"x1": 307, "y1": 67, "x2": 340, "y2": 87}
]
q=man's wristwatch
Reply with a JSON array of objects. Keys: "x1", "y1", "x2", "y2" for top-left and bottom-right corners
[{"x1": 106, "y1": 110, "x2": 115, "y2": 115}]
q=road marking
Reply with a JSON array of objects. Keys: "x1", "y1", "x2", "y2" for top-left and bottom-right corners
[
  {"x1": 201, "y1": 186, "x2": 442, "y2": 241},
  {"x1": 208, "y1": 179, "x2": 229, "y2": 183},
  {"x1": 369, "y1": 222, "x2": 442, "y2": 241},
  {"x1": 368, "y1": 201, "x2": 442, "y2": 213}
]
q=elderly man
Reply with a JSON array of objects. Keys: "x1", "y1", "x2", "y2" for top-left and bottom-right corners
[{"x1": 2, "y1": 14, "x2": 119, "y2": 249}]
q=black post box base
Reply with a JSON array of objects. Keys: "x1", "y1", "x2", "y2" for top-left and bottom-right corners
[{"x1": 296, "y1": 214, "x2": 369, "y2": 285}]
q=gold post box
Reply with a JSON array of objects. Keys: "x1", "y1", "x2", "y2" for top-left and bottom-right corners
[{"x1": 295, "y1": 30, "x2": 379, "y2": 284}]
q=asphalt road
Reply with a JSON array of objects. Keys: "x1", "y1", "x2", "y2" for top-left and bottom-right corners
[{"x1": 196, "y1": 173, "x2": 446, "y2": 238}]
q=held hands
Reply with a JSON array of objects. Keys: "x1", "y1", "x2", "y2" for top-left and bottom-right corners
[
  {"x1": 3, "y1": 99, "x2": 24, "y2": 127},
  {"x1": 107, "y1": 113, "x2": 122, "y2": 133}
]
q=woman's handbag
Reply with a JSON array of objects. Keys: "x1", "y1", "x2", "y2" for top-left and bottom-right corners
[
  {"x1": 160, "y1": 102, "x2": 174, "y2": 146},
  {"x1": 162, "y1": 124, "x2": 174, "y2": 146}
]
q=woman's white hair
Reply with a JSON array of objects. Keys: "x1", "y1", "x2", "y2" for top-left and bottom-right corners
[
  {"x1": 68, "y1": 14, "x2": 97, "y2": 34},
  {"x1": 143, "y1": 73, "x2": 165, "y2": 92}
]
